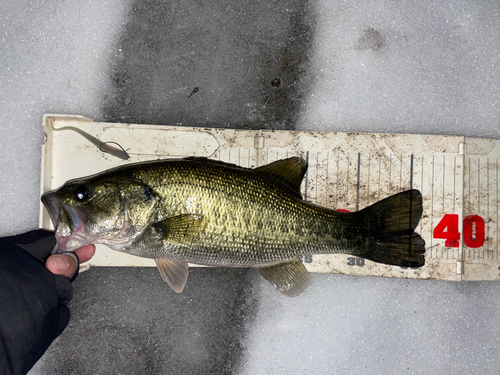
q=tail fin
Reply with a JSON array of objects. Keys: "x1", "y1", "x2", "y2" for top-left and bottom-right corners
[{"x1": 360, "y1": 189, "x2": 425, "y2": 267}]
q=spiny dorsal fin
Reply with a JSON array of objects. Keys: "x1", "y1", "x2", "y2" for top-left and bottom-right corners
[
  {"x1": 155, "y1": 258, "x2": 189, "y2": 293},
  {"x1": 182, "y1": 156, "x2": 239, "y2": 168},
  {"x1": 255, "y1": 157, "x2": 308, "y2": 196},
  {"x1": 257, "y1": 257, "x2": 311, "y2": 297}
]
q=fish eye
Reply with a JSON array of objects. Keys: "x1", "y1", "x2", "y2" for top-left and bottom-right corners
[{"x1": 73, "y1": 185, "x2": 92, "y2": 202}]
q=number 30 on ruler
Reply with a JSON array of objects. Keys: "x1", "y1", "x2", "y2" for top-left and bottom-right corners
[{"x1": 433, "y1": 214, "x2": 485, "y2": 248}]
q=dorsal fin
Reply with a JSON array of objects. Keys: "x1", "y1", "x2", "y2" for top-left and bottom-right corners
[
  {"x1": 182, "y1": 156, "x2": 239, "y2": 168},
  {"x1": 255, "y1": 157, "x2": 308, "y2": 196}
]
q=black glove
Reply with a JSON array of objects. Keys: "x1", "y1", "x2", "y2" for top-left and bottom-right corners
[{"x1": 0, "y1": 229, "x2": 77, "y2": 375}]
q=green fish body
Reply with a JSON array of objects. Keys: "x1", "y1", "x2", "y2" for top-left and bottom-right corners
[{"x1": 42, "y1": 157, "x2": 425, "y2": 296}]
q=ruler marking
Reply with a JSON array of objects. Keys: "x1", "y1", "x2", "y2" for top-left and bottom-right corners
[
  {"x1": 325, "y1": 151, "x2": 330, "y2": 207},
  {"x1": 347, "y1": 154, "x2": 350, "y2": 206},
  {"x1": 467, "y1": 157, "x2": 470, "y2": 260},
  {"x1": 356, "y1": 153, "x2": 361, "y2": 211},
  {"x1": 400, "y1": 154, "x2": 402, "y2": 191},
  {"x1": 389, "y1": 154, "x2": 392, "y2": 195},
  {"x1": 487, "y1": 159, "x2": 490, "y2": 259},
  {"x1": 410, "y1": 155, "x2": 414, "y2": 190},
  {"x1": 336, "y1": 151, "x2": 340, "y2": 209},
  {"x1": 429, "y1": 156, "x2": 434, "y2": 256},
  {"x1": 449, "y1": 155, "x2": 454, "y2": 260},
  {"x1": 467, "y1": 158, "x2": 472, "y2": 217},
  {"x1": 453, "y1": 156, "x2": 456, "y2": 214},
  {"x1": 441, "y1": 156, "x2": 446, "y2": 213},
  {"x1": 478, "y1": 158, "x2": 480, "y2": 216},
  {"x1": 378, "y1": 157, "x2": 381, "y2": 201},
  {"x1": 456, "y1": 154, "x2": 459, "y2": 261},
  {"x1": 420, "y1": 155, "x2": 424, "y2": 236},
  {"x1": 478, "y1": 158, "x2": 481, "y2": 260},
  {"x1": 304, "y1": 151, "x2": 309, "y2": 201},
  {"x1": 316, "y1": 152, "x2": 319, "y2": 203},
  {"x1": 442, "y1": 156, "x2": 446, "y2": 259},
  {"x1": 367, "y1": 154, "x2": 371, "y2": 205}
]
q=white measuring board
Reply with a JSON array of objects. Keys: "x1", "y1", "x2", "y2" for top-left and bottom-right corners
[{"x1": 39, "y1": 114, "x2": 500, "y2": 281}]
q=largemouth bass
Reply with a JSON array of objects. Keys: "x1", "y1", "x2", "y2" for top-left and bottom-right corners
[{"x1": 41, "y1": 157, "x2": 425, "y2": 296}]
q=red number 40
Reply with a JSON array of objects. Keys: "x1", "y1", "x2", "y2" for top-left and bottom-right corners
[{"x1": 433, "y1": 214, "x2": 485, "y2": 248}]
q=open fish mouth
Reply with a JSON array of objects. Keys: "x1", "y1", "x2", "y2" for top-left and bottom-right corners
[{"x1": 41, "y1": 192, "x2": 90, "y2": 253}]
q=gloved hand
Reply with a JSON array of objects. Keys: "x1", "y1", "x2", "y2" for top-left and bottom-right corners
[{"x1": 0, "y1": 229, "x2": 94, "y2": 375}]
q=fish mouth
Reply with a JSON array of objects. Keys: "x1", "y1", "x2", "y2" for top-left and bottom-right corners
[{"x1": 41, "y1": 192, "x2": 91, "y2": 253}]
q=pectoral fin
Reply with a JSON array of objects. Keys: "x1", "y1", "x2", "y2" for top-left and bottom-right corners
[
  {"x1": 153, "y1": 214, "x2": 205, "y2": 244},
  {"x1": 257, "y1": 258, "x2": 311, "y2": 297},
  {"x1": 155, "y1": 258, "x2": 189, "y2": 293}
]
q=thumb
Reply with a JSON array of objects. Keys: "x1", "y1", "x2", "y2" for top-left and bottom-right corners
[{"x1": 46, "y1": 254, "x2": 78, "y2": 278}]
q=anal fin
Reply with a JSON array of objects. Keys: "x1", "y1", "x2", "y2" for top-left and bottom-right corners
[
  {"x1": 154, "y1": 258, "x2": 189, "y2": 293},
  {"x1": 257, "y1": 258, "x2": 311, "y2": 297}
]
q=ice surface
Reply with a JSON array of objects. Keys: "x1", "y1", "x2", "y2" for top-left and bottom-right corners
[
  {"x1": 0, "y1": 0, "x2": 130, "y2": 235},
  {"x1": 1, "y1": 0, "x2": 499, "y2": 374},
  {"x1": 242, "y1": 276, "x2": 500, "y2": 374},
  {"x1": 298, "y1": 0, "x2": 500, "y2": 138}
]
